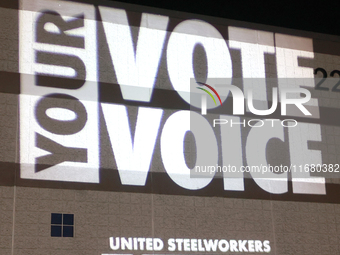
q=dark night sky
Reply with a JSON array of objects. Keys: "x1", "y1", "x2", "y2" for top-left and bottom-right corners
[{"x1": 110, "y1": 0, "x2": 340, "y2": 36}]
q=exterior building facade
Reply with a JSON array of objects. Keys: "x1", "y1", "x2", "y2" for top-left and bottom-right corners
[{"x1": 0, "y1": 0, "x2": 340, "y2": 254}]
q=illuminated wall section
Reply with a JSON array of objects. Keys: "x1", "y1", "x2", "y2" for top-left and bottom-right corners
[
  {"x1": 16, "y1": 0, "x2": 339, "y2": 196},
  {"x1": 19, "y1": 0, "x2": 99, "y2": 182},
  {"x1": 0, "y1": 0, "x2": 338, "y2": 254}
]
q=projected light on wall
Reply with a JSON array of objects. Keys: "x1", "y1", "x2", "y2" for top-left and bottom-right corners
[
  {"x1": 20, "y1": 1, "x2": 99, "y2": 183},
  {"x1": 19, "y1": 0, "x2": 330, "y2": 196}
]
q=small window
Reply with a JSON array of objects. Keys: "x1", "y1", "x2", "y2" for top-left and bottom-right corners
[{"x1": 51, "y1": 213, "x2": 74, "y2": 237}]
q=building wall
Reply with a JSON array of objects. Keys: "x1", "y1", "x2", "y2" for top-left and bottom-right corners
[
  {"x1": 0, "y1": 0, "x2": 340, "y2": 254},
  {"x1": 0, "y1": 186, "x2": 338, "y2": 254}
]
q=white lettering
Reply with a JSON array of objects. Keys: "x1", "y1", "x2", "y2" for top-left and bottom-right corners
[
  {"x1": 289, "y1": 123, "x2": 326, "y2": 194},
  {"x1": 167, "y1": 20, "x2": 232, "y2": 109},
  {"x1": 246, "y1": 121, "x2": 288, "y2": 194},
  {"x1": 99, "y1": 7, "x2": 169, "y2": 102},
  {"x1": 161, "y1": 111, "x2": 217, "y2": 190},
  {"x1": 102, "y1": 104, "x2": 162, "y2": 185}
]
